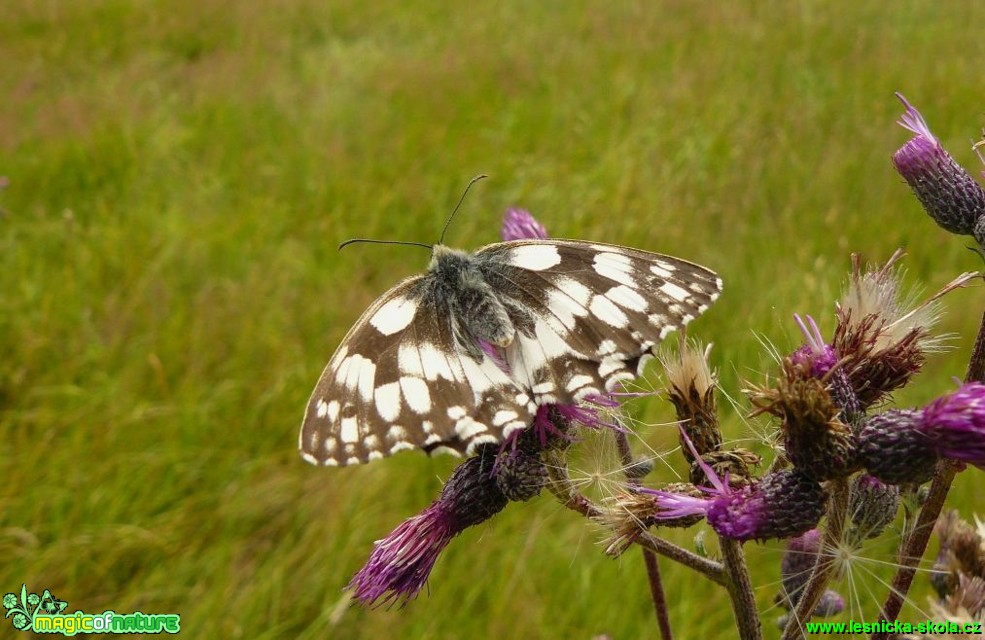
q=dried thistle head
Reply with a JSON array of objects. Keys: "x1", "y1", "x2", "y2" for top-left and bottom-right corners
[
  {"x1": 599, "y1": 483, "x2": 705, "y2": 556},
  {"x1": 661, "y1": 341, "x2": 721, "y2": 462},
  {"x1": 689, "y1": 448, "x2": 761, "y2": 488},
  {"x1": 833, "y1": 250, "x2": 975, "y2": 408},
  {"x1": 933, "y1": 510, "x2": 985, "y2": 600}
]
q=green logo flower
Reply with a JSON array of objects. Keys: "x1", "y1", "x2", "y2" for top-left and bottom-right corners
[{"x1": 2, "y1": 584, "x2": 64, "y2": 633}]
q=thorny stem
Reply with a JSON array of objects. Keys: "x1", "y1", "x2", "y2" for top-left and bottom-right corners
[
  {"x1": 871, "y1": 301, "x2": 985, "y2": 639},
  {"x1": 613, "y1": 430, "x2": 673, "y2": 639},
  {"x1": 781, "y1": 477, "x2": 851, "y2": 640},
  {"x1": 721, "y1": 539, "x2": 762, "y2": 640}
]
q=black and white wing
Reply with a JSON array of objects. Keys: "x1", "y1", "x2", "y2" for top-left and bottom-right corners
[
  {"x1": 299, "y1": 276, "x2": 537, "y2": 467},
  {"x1": 474, "y1": 239, "x2": 722, "y2": 406},
  {"x1": 300, "y1": 239, "x2": 722, "y2": 467}
]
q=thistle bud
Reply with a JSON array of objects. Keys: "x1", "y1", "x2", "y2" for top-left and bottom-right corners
[
  {"x1": 892, "y1": 93, "x2": 985, "y2": 246},
  {"x1": 846, "y1": 474, "x2": 900, "y2": 544},
  {"x1": 857, "y1": 409, "x2": 938, "y2": 485}
]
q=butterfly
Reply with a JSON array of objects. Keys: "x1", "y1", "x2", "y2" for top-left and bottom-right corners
[{"x1": 300, "y1": 238, "x2": 722, "y2": 466}]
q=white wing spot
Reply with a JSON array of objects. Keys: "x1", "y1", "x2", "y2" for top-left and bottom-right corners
[
  {"x1": 660, "y1": 281, "x2": 693, "y2": 303},
  {"x1": 492, "y1": 410, "x2": 519, "y2": 426},
  {"x1": 650, "y1": 263, "x2": 675, "y2": 278},
  {"x1": 532, "y1": 381, "x2": 555, "y2": 394},
  {"x1": 419, "y1": 343, "x2": 455, "y2": 381},
  {"x1": 316, "y1": 399, "x2": 329, "y2": 418},
  {"x1": 502, "y1": 422, "x2": 527, "y2": 439},
  {"x1": 589, "y1": 294, "x2": 629, "y2": 327},
  {"x1": 374, "y1": 382, "x2": 402, "y2": 421},
  {"x1": 594, "y1": 252, "x2": 634, "y2": 282},
  {"x1": 510, "y1": 245, "x2": 562, "y2": 271},
  {"x1": 599, "y1": 356, "x2": 627, "y2": 378},
  {"x1": 447, "y1": 406, "x2": 466, "y2": 420},
  {"x1": 431, "y1": 445, "x2": 464, "y2": 458},
  {"x1": 455, "y1": 418, "x2": 487, "y2": 440},
  {"x1": 357, "y1": 359, "x2": 376, "y2": 402},
  {"x1": 400, "y1": 376, "x2": 432, "y2": 414},
  {"x1": 340, "y1": 416, "x2": 359, "y2": 444},
  {"x1": 605, "y1": 285, "x2": 647, "y2": 312},
  {"x1": 597, "y1": 339, "x2": 618, "y2": 356},
  {"x1": 369, "y1": 296, "x2": 418, "y2": 335},
  {"x1": 390, "y1": 441, "x2": 415, "y2": 454},
  {"x1": 387, "y1": 425, "x2": 410, "y2": 445},
  {"x1": 397, "y1": 343, "x2": 424, "y2": 376},
  {"x1": 566, "y1": 374, "x2": 595, "y2": 393}
]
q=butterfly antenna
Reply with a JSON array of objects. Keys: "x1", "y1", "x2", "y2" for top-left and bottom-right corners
[
  {"x1": 338, "y1": 238, "x2": 433, "y2": 251},
  {"x1": 438, "y1": 174, "x2": 488, "y2": 246}
]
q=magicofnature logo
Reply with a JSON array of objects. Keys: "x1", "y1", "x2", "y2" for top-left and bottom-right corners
[{"x1": 3, "y1": 584, "x2": 180, "y2": 635}]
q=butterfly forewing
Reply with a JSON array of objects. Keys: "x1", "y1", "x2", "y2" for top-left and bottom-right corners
[
  {"x1": 300, "y1": 274, "x2": 535, "y2": 466},
  {"x1": 301, "y1": 239, "x2": 722, "y2": 467},
  {"x1": 476, "y1": 239, "x2": 722, "y2": 403}
]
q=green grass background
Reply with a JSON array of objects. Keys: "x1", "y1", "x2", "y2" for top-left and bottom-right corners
[{"x1": 4, "y1": 1, "x2": 985, "y2": 638}]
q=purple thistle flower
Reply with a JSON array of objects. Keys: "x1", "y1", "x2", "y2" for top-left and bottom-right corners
[
  {"x1": 643, "y1": 429, "x2": 827, "y2": 541},
  {"x1": 921, "y1": 382, "x2": 985, "y2": 468},
  {"x1": 792, "y1": 314, "x2": 838, "y2": 378},
  {"x1": 348, "y1": 450, "x2": 508, "y2": 607},
  {"x1": 501, "y1": 207, "x2": 549, "y2": 241},
  {"x1": 892, "y1": 93, "x2": 985, "y2": 245}
]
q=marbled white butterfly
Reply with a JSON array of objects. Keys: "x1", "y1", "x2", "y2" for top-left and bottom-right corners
[{"x1": 300, "y1": 236, "x2": 722, "y2": 466}]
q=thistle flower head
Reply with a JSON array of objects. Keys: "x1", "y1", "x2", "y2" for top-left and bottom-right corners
[
  {"x1": 892, "y1": 93, "x2": 985, "y2": 242},
  {"x1": 600, "y1": 482, "x2": 706, "y2": 556},
  {"x1": 921, "y1": 382, "x2": 985, "y2": 468},
  {"x1": 846, "y1": 473, "x2": 900, "y2": 544},
  {"x1": 857, "y1": 409, "x2": 939, "y2": 485},
  {"x1": 348, "y1": 448, "x2": 508, "y2": 607},
  {"x1": 501, "y1": 207, "x2": 549, "y2": 241},
  {"x1": 689, "y1": 448, "x2": 761, "y2": 488},
  {"x1": 932, "y1": 510, "x2": 985, "y2": 601},
  {"x1": 643, "y1": 429, "x2": 826, "y2": 541},
  {"x1": 660, "y1": 341, "x2": 721, "y2": 461},
  {"x1": 750, "y1": 370, "x2": 857, "y2": 481},
  {"x1": 791, "y1": 315, "x2": 839, "y2": 378},
  {"x1": 832, "y1": 251, "x2": 975, "y2": 409}
]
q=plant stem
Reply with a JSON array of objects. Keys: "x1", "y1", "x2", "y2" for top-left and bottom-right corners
[
  {"x1": 642, "y1": 549, "x2": 674, "y2": 640},
  {"x1": 869, "y1": 302, "x2": 985, "y2": 638},
  {"x1": 781, "y1": 477, "x2": 850, "y2": 640},
  {"x1": 633, "y1": 531, "x2": 727, "y2": 585},
  {"x1": 612, "y1": 430, "x2": 674, "y2": 639},
  {"x1": 721, "y1": 538, "x2": 762, "y2": 640}
]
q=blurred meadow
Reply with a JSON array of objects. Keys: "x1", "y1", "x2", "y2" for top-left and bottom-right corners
[{"x1": 4, "y1": 1, "x2": 985, "y2": 638}]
